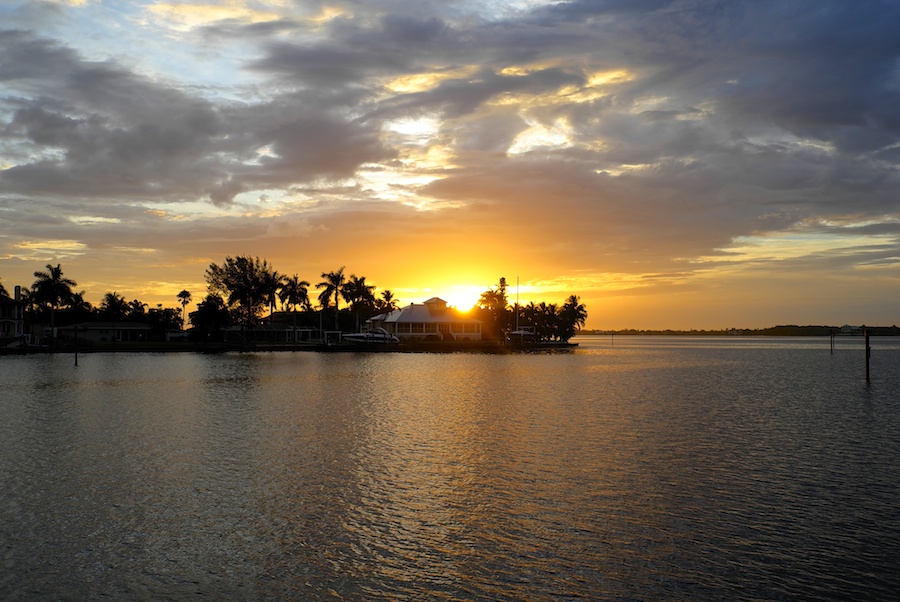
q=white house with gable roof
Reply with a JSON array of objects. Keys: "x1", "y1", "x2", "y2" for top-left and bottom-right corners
[{"x1": 368, "y1": 297, "x2": 482, "y2": 341}]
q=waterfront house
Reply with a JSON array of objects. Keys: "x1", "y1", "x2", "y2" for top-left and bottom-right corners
[
  {"x1": 223, "y1": 320, "x2": 318, "y2": 344},
  {"x1": 368, "y1": 297, "x2": 482, "y2": 341},
  {"x1": 61, "y1": 322, "x2": 152, "y2": 343},
  {"x1": 0, "y1": 286, "x2": 25, "y2": 345}
]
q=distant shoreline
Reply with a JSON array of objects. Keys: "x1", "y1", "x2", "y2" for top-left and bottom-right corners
[{"x1": 582, "y1": 325, "x2": 899, "y2": 337}]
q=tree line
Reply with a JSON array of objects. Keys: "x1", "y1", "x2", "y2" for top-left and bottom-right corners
[
  {"x1": 1, "y1": 264, "x2": 186, "y2": 340},
  {"x1": 476, "y1": 277, "x2": 588, "y2": 342},
  {"x1": 2, "y1": 259, "x2": 587, "y2": 343}
]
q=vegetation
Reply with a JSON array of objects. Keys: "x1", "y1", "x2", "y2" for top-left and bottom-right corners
[
  {"x1": 189, "y1": 294, "x2": 231, "y2": 341},
  {"x1": 0, "y1": 264, "x2": 184, "y2": 345},
  {"x1": 472, "y1": 278, "x2": 588, "y2": 343},
  {"x1": 8, "y1": 260, "x2": 899, "y2": 347},
  {"x1": 205, "y1": 256, "x2": 271, "y2": 332},
  {"x1": 315, "y1": 267, "x2": 344, "y2": 330},
  {"x1": 30, "y1": 263, "x2": 77, "y2": 332},
  {"x1": 2, "y1": 260, "x2": 591, "y2": 346}
]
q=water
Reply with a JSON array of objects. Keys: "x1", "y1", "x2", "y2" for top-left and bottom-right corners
[{"x1": 2, "y1": 336, "x2": 899, "y2": 600}]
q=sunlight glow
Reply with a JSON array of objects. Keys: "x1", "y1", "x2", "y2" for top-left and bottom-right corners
[
  {"x1": 146, "y1": 3, "x2": 280, "y2": 29},
  {"x1": 12, "y1": 240, "x2": 87, "y2": 259},
  {"x1": 695, "y1": 228, "x2": 892, "y2": 267},
  {"x1": 587, "y1": 69, "x2": 635, "y2": 86},
  {"x1": 433, "y1": 285, "x2": 485, "y2": 311},
  {"x1": 309, "y1": 5, "x2": 351, "y2": 25},
  {"x1": 385, "y1": 116, "x2": 442, "y2": 140},
  {"x1": 508, "y1": 117, "x2": 574, "y2": 155},
  {"x1": 69, "y1": 216, "x2": 122, "y2": 225},
  {"x1": 629, "y1": 95, "x2": 672, "y2": 113},
  {"x1": 384, "y1": 67, "x2": 478, "y2": 93}
]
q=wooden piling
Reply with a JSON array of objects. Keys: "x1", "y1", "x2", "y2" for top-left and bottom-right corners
[{"x1": 865, "y1": 328, "x2": 871, "y2": 383}]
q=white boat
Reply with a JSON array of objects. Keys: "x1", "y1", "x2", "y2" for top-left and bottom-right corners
[
  {"x1": 342, "y1": 327, "x2": 399, "y2": 344},
  {"x1": 507, "y1": 326, "x2": 536, "y2": 339}
]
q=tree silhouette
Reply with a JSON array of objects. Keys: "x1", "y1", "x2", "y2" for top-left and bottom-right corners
[
  {"x1": 559, "y1": 295, "x2": 588, "y2": 342},
  {"x1": 100, "y1": 292, "x2": 129, "y2": 321},
  {"x1": 279, "y1": 275, "x2": 311, "y2": 312},
  {"x1": 343, "y1": 274, "x2": 375, "y2": 312},
  {"x1": 377, "y1": 289, "x2": 398, "y2": 312},
  {"x1": 477, "y1": 277, "x2": 509, "y2": 339},
  {"x1": 177, "y1": 290, "x2": 192, "y2": 328},
  {"x1": 127, "y1": 299, "x2": 148, "y2": 320},
  {"x1": 31, "y1": 263, "x2": 77, "y2": 335},
  {"x1": 205, "y1": 256, "x2": 270, "y2": 334},
  {"x1": 317, "y1": 267, "x2": 346, "y2": 330},
  {"x1": 69, "y1": 290, "x2": 94, "y2": 322},
  {"x1": 341, "y1": 274, "x2": 376, "y2": 330},
  {"x1": 261, "y1": 268, "x2": 285, "y2": 317},
  {"x1": 189, "y1": 294, "x2": 231, "y2": 341}
]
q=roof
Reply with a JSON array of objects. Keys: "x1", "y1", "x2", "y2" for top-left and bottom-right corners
[
  {"x1": 378, "y1": 298, "x2": 482, "y2": 325},
  {"x1": 63, "y1": 322, "x2": 151, "y2": 330}
]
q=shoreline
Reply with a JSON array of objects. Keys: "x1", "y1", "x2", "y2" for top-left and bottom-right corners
[{"x1": 1, "y1": 340, "x2": 579, "y2": 355}]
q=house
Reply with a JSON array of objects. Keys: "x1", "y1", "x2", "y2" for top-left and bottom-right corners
[
  {"x1": 0, "y1": 286, "x2": 25, "y2": 344},
  {"x1": 369, "y1": 297, "x2": 482, "y2": 341},
  {"x1": 223, "y1": 321, "x2": 318, "y2": 344},
  {"x1": 60, "y1": 322, "x2": 152, "y2": 343}
]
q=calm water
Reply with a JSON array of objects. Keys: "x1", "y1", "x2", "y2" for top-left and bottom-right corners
[{"x1": 2, "y1": 336, "x2": 899, "y2": 600}]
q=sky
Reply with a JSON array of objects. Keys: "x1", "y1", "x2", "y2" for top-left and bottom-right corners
[{"x1": 1, "y1": 0, "x2": 899, "y2": 330}]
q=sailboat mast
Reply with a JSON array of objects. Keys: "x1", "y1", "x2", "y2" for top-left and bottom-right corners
[{"x1": 515, "y1": 276, "x2": 519, "y2": 331}]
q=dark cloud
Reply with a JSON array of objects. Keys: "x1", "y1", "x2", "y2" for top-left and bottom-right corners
[{"x1": 0, "y1": 24, "x2": 393, "y2": 206}]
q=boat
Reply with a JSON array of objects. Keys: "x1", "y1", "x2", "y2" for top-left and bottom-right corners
[
  {"x1": 341, "y1": 327, "x2": 400, "y2": 344},
  {"x1": 506, "y1": 326, "x2": 537, "y2": 347}
]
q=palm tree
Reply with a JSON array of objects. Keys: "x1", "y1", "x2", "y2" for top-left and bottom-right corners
[
  {"x1": 31, "y1": 263, "x2": 77, "y2": 335},
  {"x1": 378, "y1": 289, "x2": 398, "y2": 312},
  {"x1": 342, "y1": 274, "x2": 375, "y2": 314},
  {"x1": 279, "y1": 275, "x2": 311, "y2": 312},
  {"x1": 341, "y1": 274, "x2": 376, "y2": 331},
  {"x1": 316, "y1": 266, "x2": 346, "y2": 330},
  {"x1": 533, "y1": 301, "x2": 554, "y2": 342},
  {"x1": 100, "y1": 292, "x2": 129, "y2": 321},
  {"x1": 261, "y1": 268, "x2": 285, "y2": 317},
  {"x1": 559, "y1": 295, "x2": 588, "y2": 342},
  {"x1": 127, "y1": 299, "x2": 148, "y2": 321},
  {"x1": 69, "y1": 290, "x2": 94, "y2": 322},
  {"x1": 177, "y1": 290, "x2": 192, "y2": 329},
  {"x1": 317, "y1": 286, "x2": 333, "y2": 311},
  {"x1": 477, "y1": 278, "x2": 509, "y2": 339}
]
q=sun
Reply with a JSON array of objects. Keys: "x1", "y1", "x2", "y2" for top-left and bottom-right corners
[{"x1": 439, "y1": 284, "x2": 484, "y2": 312}]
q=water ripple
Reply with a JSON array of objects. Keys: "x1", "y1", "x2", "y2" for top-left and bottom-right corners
[{"x1": 2, "y1": 340, "x2": 900, "y2": 599}]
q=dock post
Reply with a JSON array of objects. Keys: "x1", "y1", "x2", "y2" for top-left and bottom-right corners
[{"x1": 865, "y1": 329, "x2": 871, "y2": 383}]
